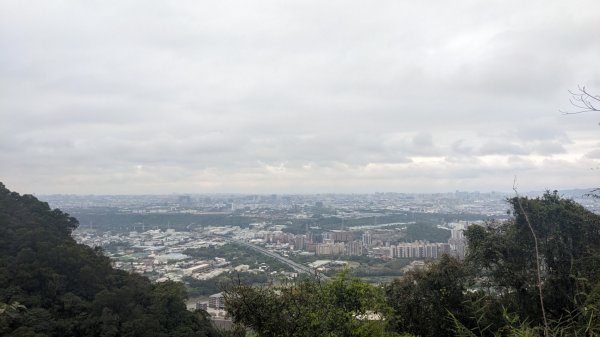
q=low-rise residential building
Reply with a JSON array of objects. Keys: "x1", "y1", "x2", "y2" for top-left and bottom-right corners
[{"x1": 209, "y1": 292, "x2": 226, "y2": 310}]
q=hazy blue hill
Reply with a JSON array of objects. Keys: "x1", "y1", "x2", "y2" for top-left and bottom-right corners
[{"x1": 0, "y1": 182, "x2": 220, "y2": 337}]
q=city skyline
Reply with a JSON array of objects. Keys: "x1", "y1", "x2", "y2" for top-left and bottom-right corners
[{"x1": 2, "y1": 1, "x2": 600, "y2": 195}]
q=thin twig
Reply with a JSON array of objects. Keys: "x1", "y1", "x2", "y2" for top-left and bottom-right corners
[
  {"x1": 513, "y1": 177, "x2": 549, "y2": 337},
  {"x1": 561, "y1": 86, "x2": 600, "y2": 114}
]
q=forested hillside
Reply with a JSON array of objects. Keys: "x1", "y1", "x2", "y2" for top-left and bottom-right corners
[{"x1": 0, "y1": 183, "x2": 219, "y2": 337}]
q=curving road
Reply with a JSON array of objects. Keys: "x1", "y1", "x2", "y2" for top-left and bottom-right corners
[{"x1": 218, "y1": 236, "x2": 329, "y2": 280}]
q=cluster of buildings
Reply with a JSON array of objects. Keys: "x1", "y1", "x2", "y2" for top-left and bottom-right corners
[
  {"x1": 232, "y1": 222, "x2": 473, "y2": 261},
  {"x1": 73, "y1": 228, "x2": 292, "y2": 283},
  {"x1": 391, "y1": 241, "x2": 449, "y2": 259},
  {"x1": 314, "y1": 225, "x2": 469, "y2": 260},
  {"x1": 74, "y1": 219, "x2": 473, "y2": 289},
  {"x1": 372, "y1": 222, "x2": 471, "y2": 259}
]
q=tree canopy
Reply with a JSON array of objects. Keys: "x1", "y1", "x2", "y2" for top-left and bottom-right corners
[
  {"x1": 223, "y1": 271, "x2": 406, "y2": 337},
  {"x1": 0, "y1": 182, "x2": 220, "y2": 337}
]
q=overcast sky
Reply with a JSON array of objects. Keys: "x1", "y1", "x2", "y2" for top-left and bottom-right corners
[{"x1": 1, "y1": 0, "x2": 600, "y2": 195}]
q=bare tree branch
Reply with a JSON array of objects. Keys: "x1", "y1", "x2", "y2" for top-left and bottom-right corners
[{"x1": 561, "y1": 85, "x2": 600, "y2": 115}]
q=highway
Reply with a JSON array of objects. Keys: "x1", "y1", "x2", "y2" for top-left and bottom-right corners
[{"x1": 218, "y1": 236, "x2": 329, "y2": 280}]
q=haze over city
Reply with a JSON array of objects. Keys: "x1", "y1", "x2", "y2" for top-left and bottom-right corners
[{"x1": 1, "y1": 1, "x2": 599, "y2": 195}]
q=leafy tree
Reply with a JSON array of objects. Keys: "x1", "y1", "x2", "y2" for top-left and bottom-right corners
[
  {"x1": 404, "y1": 222, "x2": 451, "y2": 242},
  {"x1": 380, "y1": 192, "x2": 600, "y2": 337},
  {"x1": 384, "y1": 255, "x2": 477, "y2": 337},
  {"x1": 0, "y1": 182, "x2": 221, "y2": 336},
  {"x1": 463, "y1": 191, "x2": 600, "y2": 334},
  {"x1": 223, "y1": 271, "x2": 405, "y2": 337}
]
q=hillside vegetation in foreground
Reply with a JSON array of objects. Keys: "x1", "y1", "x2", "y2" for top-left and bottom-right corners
[
  {"x1": 0, "y1": 182, "x2": 220, "y2": 337},
  {"x1": 223, "y1": 191, "x2": 600, "y2": 337}
]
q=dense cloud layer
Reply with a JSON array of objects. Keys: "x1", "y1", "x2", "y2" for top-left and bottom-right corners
[{"x1": 1, "y1": 0, "x2": 599, "y2": 194}]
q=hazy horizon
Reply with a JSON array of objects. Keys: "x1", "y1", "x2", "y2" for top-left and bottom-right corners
[
  {"x1": 28, "y1": 186, "x2": 597, "y2": 197},
  {"x1": 2, "y1": 1, "x2": 599, "y2": 195}
]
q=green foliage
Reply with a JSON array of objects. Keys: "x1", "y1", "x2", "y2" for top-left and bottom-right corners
[
  {"x1": 223, "y1": 270, "x2": 405, "y2": 337},
  {"x1": 371, "y1": 192, "x2": 600, "y2": 337},
  {"x1": 449, "y1": 308, "x2": 542, "y2": 337},
  {"x1": 283, "y1": 212, "x2": 488, "y2": 234},
  {"x1": 404, "y1": 222, "x2": 451, "y2": 242},
  {"x1": 435, "y1": 191, "x2": 600, "y2": 337},
  {"x1": 185, "y1": 272, "x2": 269, "y2": 297},
  {"x1": 450, "y1": 304, "x2": 600, "y2": 337},
  {"x1": 69, "y1": 211, "x2": 263, "y2": 232},
  {"x1": 0, "y1": 182, "x2": 220, "y2": 336},
  {"x1": 465, "y1": 192, "x2": 600, "y2": 324},
  {"x1": 385, "y1": 255, "x2": 476, "y2": 337}
]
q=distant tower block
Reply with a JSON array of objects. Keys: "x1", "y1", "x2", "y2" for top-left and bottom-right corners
[
  {"x1": 178, "y1": 195, "x2": 192, "y2": 205},
  {"x1": 362, "y1": 232, "x2": 372, "y2": 246}
]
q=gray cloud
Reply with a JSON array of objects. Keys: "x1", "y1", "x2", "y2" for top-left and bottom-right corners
[
  {"x1": 1, "y1": 0, "x2": 599, "y2": 194},
  {"x1": 479, "y1": 142, "x2": 530, "y2": 156},
  {"x1": 531, "y1": 141, "x2": 567, "y2": 156},
  {"x1": 586, "y1": 149, "x2": 600, "y2": 159}
]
